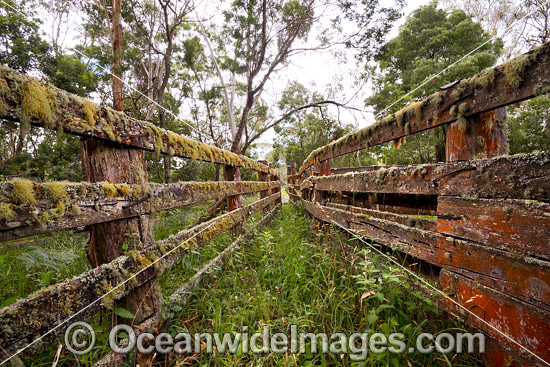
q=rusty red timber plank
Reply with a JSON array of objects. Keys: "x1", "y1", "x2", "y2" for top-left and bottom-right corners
[
  {"x1": 301, "y1": 200, "x2": 550, "y2": 311},
  {"x1": 309, "y1": 151, "x2": 550, "y2": 201},
  {"x1": 438, "y1": 269, "x2": 550, "y2": 366},
  {"x1": 299, "y1": 42, "x2": 550, "y2": 173},
  {"x1": 0, "y1": 192, "x2": 280, "y2": 360},
  {"x1": 0, "y1": 180, "x2": 280, "y2": 243},
  {"x1": 437, "y1": 196, "x2": 550, "y2": 260},
  {"x1": 0, "y1": 66, "x2": 274, "y2": 175}
]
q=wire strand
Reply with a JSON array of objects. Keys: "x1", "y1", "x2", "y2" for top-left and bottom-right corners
[{"x1": 331, "y1": 220, "x2": 550, "y2": 366}]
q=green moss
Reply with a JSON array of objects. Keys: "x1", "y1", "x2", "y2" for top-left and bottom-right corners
[
  {"x1": 10, "y1": 179, "x2": 36, "y2": 205},
  {"x1": 82, "y1": 100, "x2": 98, "y2": 129},
  {"x1": 451, "y1": 81, "x2": 467, "y2": 100},
  {"x1": 429, "y1": 92, "x2": 444, "y2": 109},
  {"x1": 42, "y1": 182, "x2": 68, "y2": 201},
  {"x1": 0, "y1": 203, "x2": 15, "y2": 222},
  {"x1": 503, "y1": 53, "x2": 535, "y2": 89},
  {"x1": 470, "y1": 68, "x2": 495, "y2": 89},
  {"x1": 458, "y1": 103, "x2": 469, "y2": 115},
  {"x1": 53, "y1": 201, "x2": 65, "y2": 217},
  {"x1": 396, "y1": 110, "x2": 404, "y2": 128},
  {"x1": 69, "y1": 204, "x2": 81, "y2": 217},
  {"x1": 101, "y1": 182, "x2": 118, "y2": 197},
  {"x1": 457, "y1": 115, "x2": 469, "y2": 132},
  {"x1": 449, "y1": 105, "x2": 458, "y2": 117},
  {"x1": 404, "y1": 122, "x2": 411, "y2": 135},
  {"x1": 413, "y1": 101, "x2": 423, "y2": 122},
  {"x1": 534, "y1": 84, "x2": 550, "y2": 96},
  {"x1": 37, "y1": 210, "x2": 52, "y2": 228},
  {"x1": 20, "y1": 80, "x2": 54, "y2": 132}
]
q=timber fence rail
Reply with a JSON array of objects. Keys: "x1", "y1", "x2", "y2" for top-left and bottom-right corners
[
  {"x1": 0, "y1": 66, "x2": 282, "y2": 364},
  {"x1": 289, "y1": 42, "x2": 550, "y2": 366}
]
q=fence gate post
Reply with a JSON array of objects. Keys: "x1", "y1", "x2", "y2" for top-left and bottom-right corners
[
  {"x1": 258, "y1": 160, "x2": 270, "y2": 213},
  {"x1": 446, "y1": 107, "x2": 508, "y2": 161},
  {"x1": 223, "y1": 165, "x2": 245, "y2": 235},
  {"x1": 80, "y1": 139, "x2": 160, "y2": 325}
]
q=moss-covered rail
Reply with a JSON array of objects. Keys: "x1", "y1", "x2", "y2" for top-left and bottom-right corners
[
  {"x1": 0, "y1": 66, "x2": 274, "y2": 175},
  {"x1": 289, "y1": 42, "x2": 550, "y2": 366},
  {"x1": 299, "y1": 42, "x2": 550, "y2": 174},
  {"x1": 0, "y1": 63, "x2": 284, "y2": 366}
]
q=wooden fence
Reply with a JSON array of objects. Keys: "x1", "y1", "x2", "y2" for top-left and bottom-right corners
[
  {"x1": 0, "y1": 66, "x2": 281, "y2": 364},
  {"x1": 289, "y1": 42, "x2": 550, "y2": 366}
]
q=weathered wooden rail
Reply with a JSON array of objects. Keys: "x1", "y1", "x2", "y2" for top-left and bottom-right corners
[
  {"x1": 290, "y1": 42, "x2": 550, "y2": 366},
  {"x1": 0, "y1": 67, "x2": 281, "y2": 364}
]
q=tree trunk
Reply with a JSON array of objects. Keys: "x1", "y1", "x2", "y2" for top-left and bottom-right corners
[{"x1": 112, "y1": 0, "x2": 124, "y2": 111}]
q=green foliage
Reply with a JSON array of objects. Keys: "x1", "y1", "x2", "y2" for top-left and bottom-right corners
[
  {"x1": 363, "y1": 2, "x2": 503, "y2": 165},
  {"x1": 273, "y1": 82, "x2": 352, "y2": 166},
  {"x1": 367, "y1": 2, "x2": 503, "y2": 113},
  {"x1": 0, "y1": 0, "x2": 51, "y2": 72},
  {"x1": 41, "y1": 53, "x2": 99, "y2": 97},
  {"x1": 508, "y1": 97, "x2": 550, "y2": 154}
]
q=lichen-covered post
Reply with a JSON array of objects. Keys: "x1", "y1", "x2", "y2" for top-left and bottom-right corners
[
  {"x1": 80, "y1": 138, "x2": 161, "y2": 327},
  {"x1": 223, "y1": 165, "x2": 245, "y2": 235},
  {"x1": 446, "y1": 107, "x2": 508, "y2": 161},
  {"x1": 269, "y1": 163, "x2": 278, "y2": 206},
  {"x1": 258, "y1": 160, "x2": 270, "y2": 213}
]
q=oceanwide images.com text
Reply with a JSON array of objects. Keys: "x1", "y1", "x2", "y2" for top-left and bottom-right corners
[{"x1": 66, "y1": 322, "x2": 485, "y2": 361}]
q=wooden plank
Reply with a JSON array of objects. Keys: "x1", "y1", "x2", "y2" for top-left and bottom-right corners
[
  {"x1": 0, "y1": 180, "x2": 280, "y2": 242},
  {"x1": 0, "y1": 192, "x2": 280, "y2": 359},
  {"x1": 301, "y1": 200, "x2": 550, "y2": 310},
  {"x1": 299, "y1": 42, "x2": 550, "y2": 173},
  {"x1": 438, "y1": 269, "x2": 550, "y2": 365},
  {"x1": 331, "y1": 166, "x2": 380, "y2": 175},
  {"x1": 0, "y1": 66, "x2": 273, "y2": 174},
  {"x1": 311, "y1": 151, "x2": 550, "y2": 201},
  {"x1": 437, "y1": 196, "x2": 550, "y2": 260},
  {"x1": 326, "y1": 202, "x2": 437, "y2": 232}
]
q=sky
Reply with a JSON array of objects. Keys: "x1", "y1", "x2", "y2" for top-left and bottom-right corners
[
  {"x1": 252, "y1": 0, "x2": 433, "y2": 159},
  {"x1": 35, "y1": 0, "x2": 434, "y2": 160}
]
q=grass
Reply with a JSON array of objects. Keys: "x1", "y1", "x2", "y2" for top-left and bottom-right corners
[
  {"x1": 147, "y1": 204, "x2": 482, "y2": 367},
  {"x1": 3, "y1": 202, "x2": 483, "y2": 366}
]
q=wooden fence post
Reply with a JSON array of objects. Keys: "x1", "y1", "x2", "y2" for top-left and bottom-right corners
[
  {"x1": 258, "y1": 160, "x2": 270, "y2": 213},
  {"x1": 80, "y1": 138, "x2": 160, "y2": 325},
  {"x1": 223, "y1": 165, "x2": 245, "y2": 235},
  {"x1": 446, "y1": 107, "x2": 508, "y2": 161}
]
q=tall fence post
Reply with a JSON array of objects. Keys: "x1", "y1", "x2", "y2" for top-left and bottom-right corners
[
  {"x1": 446, "y1": 107, "x2": 508, "y2": 161},
  {"x1": 80, "y1": 139, "x2": 161, "y2": 326},
  {"x1": 258, "y1": 160, "x2": 270, "y2": 213},
  {"x1": 269, "y1": 163, "x2": 279, "y2": 206},
  {"x1": 223, "y1": 165, "x2": 245, "y2": 235}
]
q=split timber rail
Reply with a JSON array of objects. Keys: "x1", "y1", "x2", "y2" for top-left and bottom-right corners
[
  {"x1": 0, "y1": 65, "x2": 281, "y2": 365},
  {"x1": 288, "y1": 42, "x2": 550, "y2": 366}
]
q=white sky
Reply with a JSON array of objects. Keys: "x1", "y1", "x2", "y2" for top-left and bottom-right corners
[{"x1": 37, "y1": 0, "x2": 433, "y2": 160}]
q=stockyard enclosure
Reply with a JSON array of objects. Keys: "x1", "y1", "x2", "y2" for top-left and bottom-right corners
[{"x1": 0, "y1": 26, "x2": 549, "y2": 367}]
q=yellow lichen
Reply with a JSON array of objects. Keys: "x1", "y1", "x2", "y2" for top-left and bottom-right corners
[
  {"x1": 10, "y1": 179, "x2": 36, "y2": 205},
  {"x1": 20, "y1": 80, "x2": 54, "y2": 131},
  {"x1": 503, "y1": 53, "x2": 535, "y2": 89},
  {"x1": 470, "y1": 68, "x2": 495, "y2": 89},
  {"x1": 53, "y1": 201, "x2": 65, "y2": 217},
  {"x1": 457, "y1": 115, "x2": 469, "y2": 132},
  {"x1": 82, "y1": 100, "x2": 98, "y2": 129},
  {"x1": 69, "y1": 204, "x2": 81, "y2": 217},
  {"x1": 0, "y1": 203, "x2": 15, "y2": 222},
  {"x1": 101, "y1": 182, "x2": 118, "y2": 197},
  {"x1": 42, "y1": 182, "x2": 68, "y2": 201},
  {"x1": 458, "y1": 103, "x2": 469, "y2": 115},
  {"x1": 429, "y1": 92, "x2": 444, "y2": 109},
  {"x1": 404, "y1": 122, "x2": 411, "y2": 135}
]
